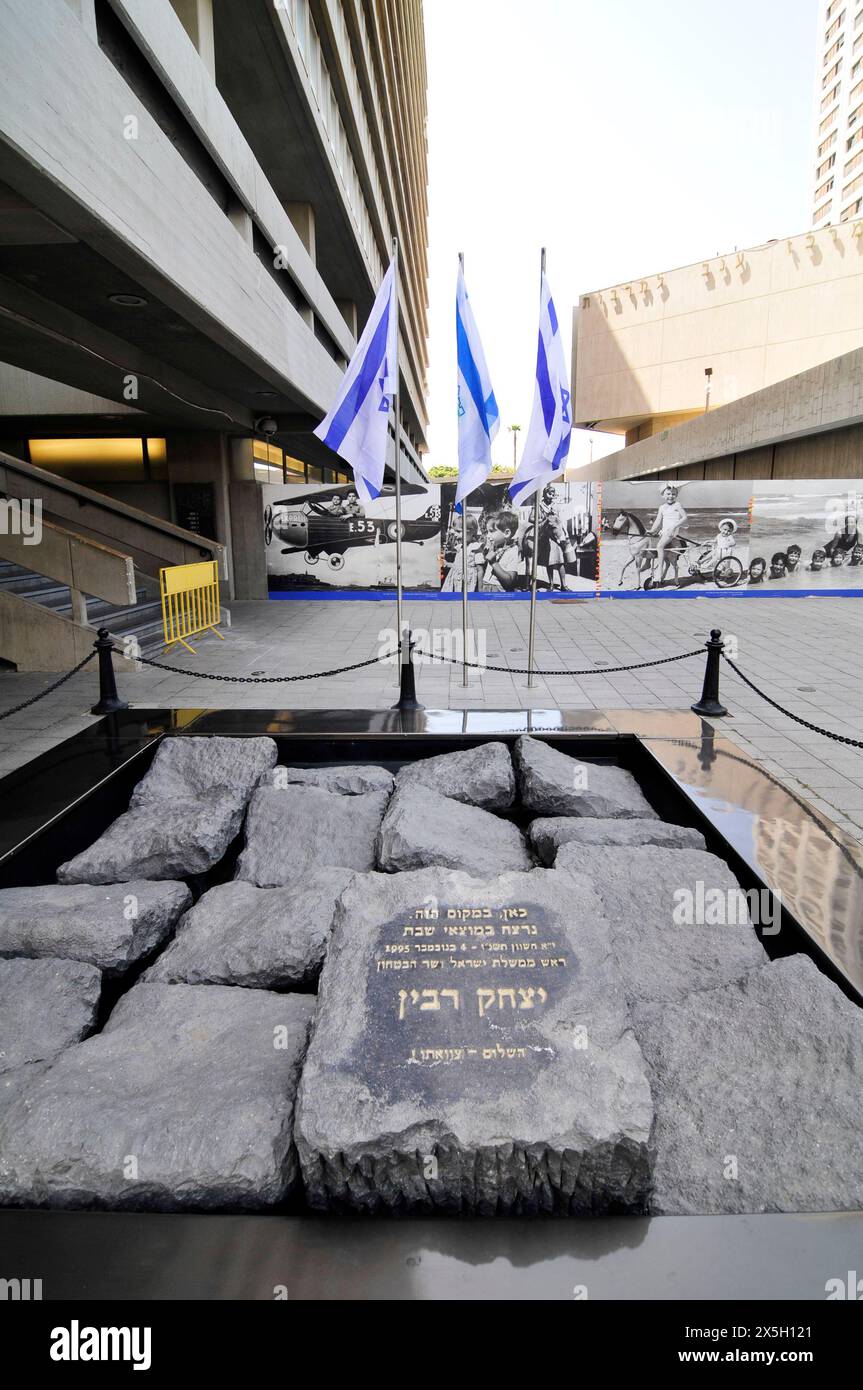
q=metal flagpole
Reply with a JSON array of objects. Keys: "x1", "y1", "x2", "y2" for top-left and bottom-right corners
[
  {"x1": 459, "y1": 251, "x2": 470, "y2": 687},
  {"x1": 391, "y1": 237, "x2": 404, "y2": 671},
  {"x1": 526, "y1": 247, "x2": 546, "y2": 689}
]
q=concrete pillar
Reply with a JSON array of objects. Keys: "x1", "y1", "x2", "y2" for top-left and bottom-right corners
[
  {"x1": 229, "y1": 436, "x2": 256, "y2": 482},
  {"x1": 169, "y1": 0, "x2": 216, "y2": 79},
  {"x1": 166, "y1": 432, "x2": 235, "y2": 598},
  {"x1": 336, "y1": 299, "x2": 358, "y2": 339},
  {"x1": 229, "y1": 483, "x2": 269, "y2": 599}
]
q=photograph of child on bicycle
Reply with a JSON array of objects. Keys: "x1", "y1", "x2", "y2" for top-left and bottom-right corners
[{"x1": 601, "y1": 480, "x2": 751, "y2": 592}]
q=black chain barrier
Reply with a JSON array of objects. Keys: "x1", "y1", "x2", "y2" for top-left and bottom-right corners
[
  {"x1": 0, "y1": 650, "x2": 96, "y2": 722},
  {"x1": 413, "y1": 646, "x2": 705, "y2": 676},
  {"x1": 116, "y1": 647, "x2": 383, "y2": 683},
  {"x1": 721, "y1": 652, "x2": 863, "y2": 750}
]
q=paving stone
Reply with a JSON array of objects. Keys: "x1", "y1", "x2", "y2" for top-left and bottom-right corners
[
  {"x1": 0, "y1": 983, "x2": 315, "y2": 1211},
  {"x1": 131, "y1": 736, "x2": 278, "y2": 805},
  {"x1": 635, "y1": 956, "x2": 863, "y2": 1214},
  {"x1": 295, "y1": 867, "x2": 653, "y2": 1215},
  {"x1": 555, "y1": 844, "x2": 768, "y2": 1005},
  {"x1": 376, "y1": 784, "x2": 532, "y2": 875},
  {"x1": 144, "y1": 870, "x2": 355, "y2": 989},
  {"x1": 0, "y1": 881, "x2": 191, "y2": 974},
  {"x1": 393, "y1": 742, "x2": 515, "y2": 810},
  {"x1": 513, "y1": 736, "x2": 658, "y2": 818},
  {"x1": 529, "y1": 817, "x2": 706, "y2": 865},
  {"x1": 235, "y1": 786, "x2": 390, "y2": 883},
  {"x1": 0, "y1": 958, "x2": 101, "y2": 1073},
  {"x1": 259, "y1": 764, "x2": 394, "y2": 795}
]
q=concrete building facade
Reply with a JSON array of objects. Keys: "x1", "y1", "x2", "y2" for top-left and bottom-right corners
[
  {"x1": 0, "y1": 0, "x2": 429, "y2": 612},
  {"x1": 572, "y1": 222, "x2": 863, "y2": 451},
  {"x1": 811, "y1": 0, "x2": 863, "y2": 228}
]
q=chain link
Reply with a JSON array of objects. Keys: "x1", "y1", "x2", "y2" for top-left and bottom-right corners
[
  {"x1": 413, "y1": 646, "x2": 705, "y2": 676},
  {"x1": 722, "y1": 653, "x2": 863, "y2": 749},
  {"x1": 0, "y1": 650, "x2": 96, "y2": 721},
  {"x1": 112, "y1": 646, "x2": 383, "y2": 682}
]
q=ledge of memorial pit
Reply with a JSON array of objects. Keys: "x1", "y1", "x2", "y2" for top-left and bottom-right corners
[
  {"x1": 634, "y1": 956, "x2": 863, "y2": 1215},
  {"x1": 530, "y1": 817, "x2": 706, "y2": 866},
  {"x1": 0, "y1": 983, "x2": 315, "y2": 1212},
  {"x1": 392, "y1": 743, "x2": 515, "y2": 810},
  {"x1": 294, "y1": 867, "x2": 653, "y2": 1215},
  {"x1": 554, "y1": 844, "x2": 768, "y2": 1006},
  {"x1": 235, "y1": 786, "x2": 390, "y2": 884},
  {"x1": 513, "y1": 735, "x2": 658, "y2": 819},
  {"x1": 376, "y1": 785, "x2": 532, "y2": 876},
  {"x1": 143, "y1": 870, "x2": 356, "y2": 990},
  {"x1": 0, "y1": 958, "x2": 101, "y2": 1073},
  {"x1": 258, "y1": 765, "x2": 394, "y2": 795},
  {"x1": 56, "y1": 793, "x2": 246, "y2": 884},
  {"x1": 0, "y1": 882, "x2": 191, "y2": 975},
  {"x1": 130, "y1": 735, "x2": 277, "y2": 805}
]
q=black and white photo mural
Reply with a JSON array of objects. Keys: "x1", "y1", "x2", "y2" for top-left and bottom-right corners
[
  {"x1": 747, "y1": 481, "x2": 863, "y2": 592},
  {"x1": 599, "y1": 480, "x2": 752, "y2": 593},
  {"x1": 439, "y1": 478, "x2": 598, "y2": 594},
  {"x1": 262, "y1": 481, "x2": 442, "y2": 593}
]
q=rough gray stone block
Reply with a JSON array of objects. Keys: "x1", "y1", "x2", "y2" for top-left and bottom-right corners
[
  {"x1": 393, "y1": 742, "x2": 515, "y2": 810},
  {"x1": 236, "y1": 786, "x2": 389, "y2": 884},
  {"x1": 555, "y1": 844, "x2": 768, "y2": 1006},
  {"x1": 259, "y1": 764, "x2": 394, "y2": 795},
  {"x1": 0, "y1": 983, "x2": 315, "y2": 1211},
  {"x1": 132, "y1": 735, "x2": 278, "y2": 805},
  {"x1": 376, "y1": 785, "x2": 532, "y2": 876},
  {"x1": 530, "y1": 817, "x2": 706, "y2": 865},
  {"x1": 0, "y1": 958, "x2": 101, "y2": 1073},
  {"x1": 144, "y1": 870, "x2": 356, "y2": 989},
  {"x1": 295, "y1": 867, "x2": 653, "y2": 1215},
  {"x1": 0, "y1": 881, "x2": 191, "y2": 975},
  {"x1": 57, "y1": 794, "x2": 246, "y2": 884},
  {"x1": 513, "y1": 736, "x2": 658, "y2": 818},
  {"x1": 635, "y1": 956, "x2": 863, "y2": 1214}
]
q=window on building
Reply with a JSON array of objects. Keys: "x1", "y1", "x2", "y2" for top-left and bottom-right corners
[
  {"x1": 814, "y1": 199, "x2": 833, "y2": 222},
  {"x1": 846, "y1": 148, "x2": 863, "y2": 177},
  {"x1": 841, "y1": 197, "x2": 863, "y2": 218},
  {"x1": 848, "y1": 123, "x2": 863, "y2": 149},
  {"x1": 818, "y1": 153, "x2": 837, "y2": 179},
  {"x1": 815, "y1": 176, "x2": 836, "y2": 200},
  {"x1": 27, "y1": 437, "x2": 168, "y2": 483},
  {"x1": 253, "y1": 439, "x2": 306, "y2": 485},
  {"x1": 824, "y1": 60, "x2": 842, "y2": 88},
  {"x1": 825, "y1": 36, "x2": 845, "y2": 66},
  {"x1": 821, "y1": 106, "x2": 840, "y2": 133},
  {"x1": 822, "y1": 86, "x2": 840, "y2": 112},
  {"x1": 856, "y1": 6, "x2": 863, "y2": 26},
  {"x1": 844, "y1": 170, "x2": 863, "y2": 197},
  {"x1": 819, "y1": 129, "x2": 838, "y2": 155}
]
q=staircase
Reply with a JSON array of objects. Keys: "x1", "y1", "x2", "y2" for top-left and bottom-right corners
[{"x1": 0, "y1": 562, "x2": 165, "y2": 657}]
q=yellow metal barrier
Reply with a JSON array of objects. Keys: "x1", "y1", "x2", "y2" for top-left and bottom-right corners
[{"x1": 159, "y1": 560, "x2": 224, "y2": 653}]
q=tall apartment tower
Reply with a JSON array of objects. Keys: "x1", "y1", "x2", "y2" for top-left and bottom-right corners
[{"x1": 812, "y1": 1, "x2": 863, "y2": 226}]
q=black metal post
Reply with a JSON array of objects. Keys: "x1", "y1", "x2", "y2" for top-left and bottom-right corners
[
  {"x1": 691, "y1": 628, "x2": 728, "y2": 717},
  {"x1": 391, "y1": 627, "x2": 424, "y2": 711},
  {"x1": 90, "y1": 628, "x2": 129, "y2": 715}
]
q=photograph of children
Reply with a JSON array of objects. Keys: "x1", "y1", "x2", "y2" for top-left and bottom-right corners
[
  {"x1": 262, "y1": 481, "x2": 442, "y2": 591},
  {"x1": 748, "y1": 482, "x2": 863, "y2": 592},
  {"x1": 439, "y1": 478, "x2": 597, "y2": 593},
  {"x1": 600, "y1": 480, "x2": 752, "y2": 592}
]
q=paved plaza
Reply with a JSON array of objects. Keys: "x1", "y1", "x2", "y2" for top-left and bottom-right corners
[{"x1": 1, "y1": 595, "x2": 863, "y2": 844}]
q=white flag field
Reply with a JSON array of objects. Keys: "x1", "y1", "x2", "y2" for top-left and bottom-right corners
[
  {"x1": 455, "y1": 262, "x2": 499, "y2": 507},
  {"x1": 509, "y1": 271, "x2": 572, "y2": 505},
  {"x1": 313, "y1": 259, "x2": 398, "y2": 508}
]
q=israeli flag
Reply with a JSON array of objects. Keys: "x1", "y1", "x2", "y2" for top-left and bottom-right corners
[
  {"x1": 314, "y1": 259, "x2": 398, "y2": 507},
  {"x1": 509, "y1": 270, "x2": 572, "y2": 505},
  {"x1": 456, "y1": 262, "x2": 499, "y2": 507}
]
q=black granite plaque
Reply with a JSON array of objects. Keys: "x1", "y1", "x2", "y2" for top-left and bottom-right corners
[{"x1": 358, "y1": 899, "x2": 576, "y2": 1101}]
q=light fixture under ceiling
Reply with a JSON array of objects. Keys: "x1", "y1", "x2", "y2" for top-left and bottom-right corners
[{"x1": 108, "y1": 293, "x2": 148, "y2": 307}]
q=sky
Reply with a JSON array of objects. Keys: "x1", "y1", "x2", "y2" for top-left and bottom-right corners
[{"x1": 422, "y1": 0, "x2": 819, "y2": 472}]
